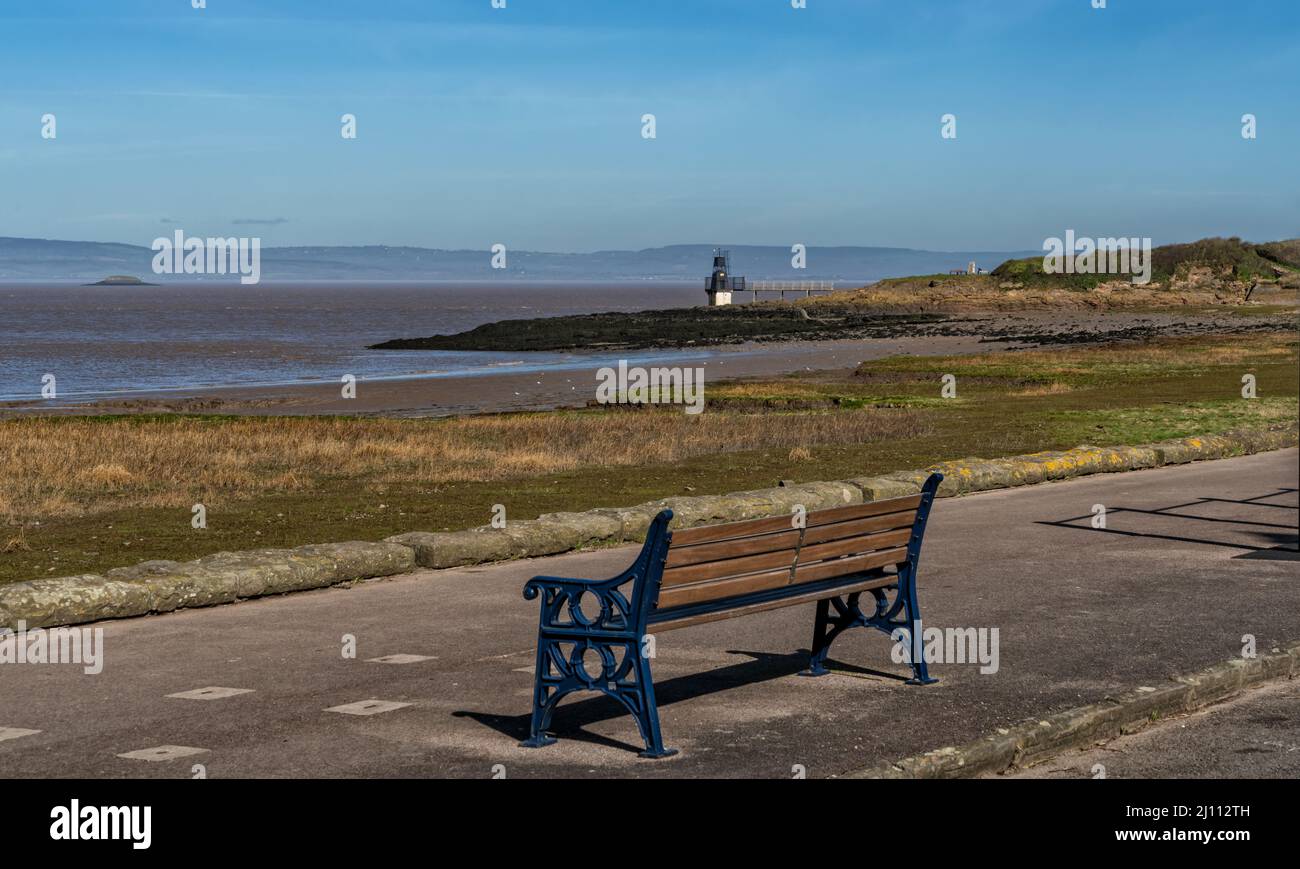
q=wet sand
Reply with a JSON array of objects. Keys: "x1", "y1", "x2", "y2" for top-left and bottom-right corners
[{"x1": 4, "y1": 335, "x2": 1007, "y2": 418}]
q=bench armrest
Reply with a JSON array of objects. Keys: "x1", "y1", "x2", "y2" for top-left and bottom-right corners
[
  {"x1": 522, "y1": 575, "x2": 602, "y2": 600},
  {"x1": 522, "y1": 510, "x2": 674, "y2": 635},
  {"x1": 523, "y1": 572, "x2": 642, "y2": 634}
]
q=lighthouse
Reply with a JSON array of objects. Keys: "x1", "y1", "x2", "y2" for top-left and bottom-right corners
[{"x1": 705, "y1": 249, "x2": 746, "y2": 306}]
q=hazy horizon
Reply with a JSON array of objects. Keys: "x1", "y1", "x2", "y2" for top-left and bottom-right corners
[{"x1": 0, "y1": 237, "x2": 1047, "y2": 282}]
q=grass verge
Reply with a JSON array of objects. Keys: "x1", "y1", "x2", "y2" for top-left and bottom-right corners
[{"x1": 1, "y1": 331, "x2": 1295, "y2": 585}]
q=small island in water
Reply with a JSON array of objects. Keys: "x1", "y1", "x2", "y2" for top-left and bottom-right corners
[{"x1": 85, "y1": 275, "x2": 156, "y2": 286}]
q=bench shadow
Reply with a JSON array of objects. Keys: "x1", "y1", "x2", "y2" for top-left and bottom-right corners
[
  {"x1": 1037, "y1": 489, "x2": 1300, "y2": 556},
  {"x1": 454, "y1": 649, "x2": 907, "y2": 753}
]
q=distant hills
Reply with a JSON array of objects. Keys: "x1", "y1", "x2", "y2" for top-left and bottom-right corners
[{"x1": 0, "y1": 237, "x2": 1039, "y2": 283}]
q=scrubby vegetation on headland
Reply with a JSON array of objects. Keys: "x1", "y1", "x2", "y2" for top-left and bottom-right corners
[
  {"x1": 806, "y1": 237, "x2": 1300, "y2": 311},
  {"x1": 371, "y1": 237, "x2": 1298, "y2": 351},
  {"x1": 991, "y1": 236, "x2": 1300, "y2": 290}
]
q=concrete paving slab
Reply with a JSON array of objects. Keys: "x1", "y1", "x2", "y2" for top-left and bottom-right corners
[
  {"x1": 165, "y1": 686, "x2": 254, "y2": 700},
  {"x1": 116, "y1": 745, "x2": 209, "y2": 762},
  {"x1": 0, "y1": 727, "x2": 41, "y2": 743}
]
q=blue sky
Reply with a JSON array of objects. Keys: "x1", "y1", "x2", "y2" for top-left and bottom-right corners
[{"x1": 1, "y1": 0, "x2": 1296, "y2": 251}]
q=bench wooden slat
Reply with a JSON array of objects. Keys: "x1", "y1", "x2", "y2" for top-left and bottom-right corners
[
  {"x1": 792, "y1": 545, "x2": 907, "y2": 584},
  {"x1": 804, "y1": 494, "x2": 923, "y2": 527},
  {"x1": 661, "y1": 547, "x2": 797, "y2": 587},
  {"x1": 667, "y1": 493, "x2": 922, "y2": 547},
  {"x1": 800, "y1": 509, "x2": 916, "y2": 546},
  {"x1": 797, "y1": 527, "x2": 912, "y2": 566},
  {"x1": 650, "y1": 573, "x2": 899, "y2": 632},
  {"x1": 662, "y1": 509, "x2": 915, "y2": 592},
  {"x1": 659, "y1": 527, "x2": 910, "y2": 610},
  {"x1": 664, "y1": 528, "x2": 801, "y2": 568},
  {"x1": 655, "y1": 567, "x2": 792, "y2": 609},
  {"x1": 669, "y1": 513, "x2": 798, "y2": 547}
]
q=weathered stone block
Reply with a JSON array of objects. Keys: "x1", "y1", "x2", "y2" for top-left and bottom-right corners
[
  {"x1": 535, "y1": 511, "x2": 623, "y2": 548},
  {"x1": 0, "y1": 575, "x2": 150, "y2": 630},
  {"x1": 843, "y1": 475, "x2": 923, "y2": 501},
  {"x1": 293, "y1": 541, "x2": 416, "y2": 582},
  {"x1": 501, "y1": 520, "x2": 583, "y2": 558},
  {"x1": 385, "y1": 528, "x2": 514, "y2": 569}
]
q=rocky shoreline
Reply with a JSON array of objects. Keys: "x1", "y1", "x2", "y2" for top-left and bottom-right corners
[
  {"x1": 369, "y1": 306, "x2": 948, "y2": 352},
  {"x1": 371, "y1": 305, "x2": 1297, "y2": 353}
]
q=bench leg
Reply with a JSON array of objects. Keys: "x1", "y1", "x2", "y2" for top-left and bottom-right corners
[
  {"x1": 519, "y1": 634, "x2": 677, "y2": 758},
  {"x1": 901, "y1": 574, "x2": 938, "y2": 686},
  {"x1": 631, "y1": 652, "x2": 677, "y2": 759},
  {"x1": 519, "y1": 639, "x2": 561, "y2": 749},
  {"x1": 802, "y1": 596, "x2": 861, "y2": 677},
  {"x1": 802, "y1": 599, "x2": 835, "y2": 676},
  {"x1": 802, "y1": 587, "x2": 940, "y2": 685}
]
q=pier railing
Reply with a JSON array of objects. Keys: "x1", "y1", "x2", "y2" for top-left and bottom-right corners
[{"x1": 744, "y1": 280, "x2": 837, "y2": 300}]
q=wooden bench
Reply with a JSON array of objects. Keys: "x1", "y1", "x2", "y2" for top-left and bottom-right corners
[{"x1": 520, "y1": 473, "x2": 943, "y2": 757}]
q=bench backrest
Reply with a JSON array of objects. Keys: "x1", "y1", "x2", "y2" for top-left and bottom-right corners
[{"x1": 656, "y1": 491, "x2": 926, "y2": 612}]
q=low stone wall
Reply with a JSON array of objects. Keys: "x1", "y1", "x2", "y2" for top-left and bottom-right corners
[
  {"x1": 1, "y1": 424, "x2": 1294, "y2": 631},
  {"x1": 387, "y1": 479, "x2": 864, "y2": 568},
  {"x1": 0, "y1": 542, "x2": 414, "y2": 631}
]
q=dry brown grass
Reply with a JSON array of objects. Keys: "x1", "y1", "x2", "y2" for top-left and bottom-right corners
[
  {"x1": 948, "y1": 335, "x2": 1294, "y2": 371},
  {"x1": 1012, "y1": 382, "x2": 1075, "y2": 397},
  {"x1": 707, "y1": 381, "x2": 831, "y2": 400},
  {"x1": 2, "y1": 526, "x2": 31, "y2": 553},
  {"x1": 0, "y1": 408, "x2": 929, "y2": 522}
]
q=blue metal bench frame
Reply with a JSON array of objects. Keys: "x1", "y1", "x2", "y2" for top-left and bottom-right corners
[{"x1": 520, "y1": 473, "x2": 943, "y2": 757}]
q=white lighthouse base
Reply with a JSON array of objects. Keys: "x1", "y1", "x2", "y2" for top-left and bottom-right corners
[{"x1": 707, "y1": 290, "x2": 732, "y2": 307}]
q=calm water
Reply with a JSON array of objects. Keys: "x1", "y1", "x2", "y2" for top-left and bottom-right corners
[{"x1": 0, "y1": 282, "x2": 704, "y2": 401}]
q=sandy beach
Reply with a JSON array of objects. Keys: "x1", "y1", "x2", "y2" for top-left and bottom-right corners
[{"x1": 5, "y1": 334, "x2": 1006, "y2": 417}]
